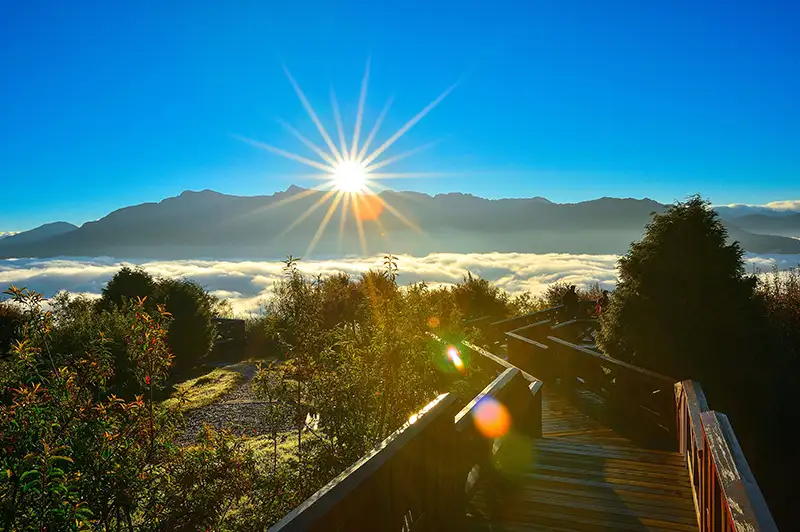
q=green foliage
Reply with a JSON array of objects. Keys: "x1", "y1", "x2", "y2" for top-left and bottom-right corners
[
  {"x1": 154, "y1": 278, "x2": 217, "y2": 376},
  {"x1": 0, "y1": 257, "x2": 525, "y2": 529},
  {"x1": 48, "y1": 292, "x2": 139, "y2": 395},
  {"x1": 99, "y1": 266, "x2": 156, "y2": 310},
  {"x1": 0, "y1": 300, "x2": 24, "y2": 355},
  {"x1": 596, "y1": 195, "x2": 762, "y2": 382},
  {"x1": 0, "y1": 286, "x2": 282, "y2": 532},
  {"x1": 251, "y1": 262, "x2": 484, "y2": 489},
  {"x1": 98, "y1": 268, "x2": 219, "y2": 378},
  {"x1": 452, "y1": 272, "x2": 511, "y2": 321}
]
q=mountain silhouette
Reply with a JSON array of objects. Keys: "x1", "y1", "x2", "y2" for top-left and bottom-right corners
[
  {"x1": 0, "y1": 222, "x2": 77, "y2": 247},
  {"x1": 1, "y1": 188, "x2": 799, "y2": 259},
  {"x1": 720, "y1": 213, "x2": 800, "y2": 237}
]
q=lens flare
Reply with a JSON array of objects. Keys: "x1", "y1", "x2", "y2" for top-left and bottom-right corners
[
  {"x1": 234, "y1": 60, "x2": 458, "y2": 256},
  {"x1": 447, "y1": 346, "x2": 464, "y2": 371},
  {"x1": 351, "y1": 193, "x2": 384, "y2": 221},
  {"x1": 472, "y1": 396, "x2": 511, "y2": 438},
  {"x1": 427, "y1": 316, "x2": 441, "y2": 328}
]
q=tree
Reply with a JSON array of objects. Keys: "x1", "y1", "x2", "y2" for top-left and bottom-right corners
[
  {"x1": 596, "y1": 195, "x2": 762, "y2": 386},
  {"x1": 451, "y1": 272, "x2": 511, "y2": 321},
  {"x1": 154, "y1": 278, "x2": 217, "y2": 375},
  {"x1": 99, "y1": 266, "x2": 156, "y2": 309}
]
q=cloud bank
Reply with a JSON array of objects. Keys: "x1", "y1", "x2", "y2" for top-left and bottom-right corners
[
  {"x1": 1, "y1": 253, "x2": 798, "y2": 314},
  {"x1": 717, "y1": 200, "x2": 800, "y2": 212}
]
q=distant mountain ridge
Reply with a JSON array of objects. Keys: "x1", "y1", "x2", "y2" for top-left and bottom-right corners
[
  {"x1": 722, "y1": 213, "x2": 800, "y2": 237},
  {"x1": 0, "y1": 222, "x2": 77, "y2": 246},
  {"x1": 2, "y1": 188, "x2": 799, "y2": 259}
]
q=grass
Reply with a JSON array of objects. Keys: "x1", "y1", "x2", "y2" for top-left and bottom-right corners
[
  {"x1": 162, "y1": 363, "x2": 249, "y2": 411},
  {"x1": 245, "y1": 432, "x2": 301, "y2": 462}
]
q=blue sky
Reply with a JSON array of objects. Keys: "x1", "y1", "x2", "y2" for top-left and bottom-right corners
[{"x1": 1, "y1": 1, "x2": 798, "y2": 231}]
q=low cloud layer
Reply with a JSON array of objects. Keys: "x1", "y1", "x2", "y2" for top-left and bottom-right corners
[
  {"x1": 718, "y1": 200, "x2": 800, "y2": 212},
  {"x1": 2, "y1": 253, "x2": 799, "y2": 314}
]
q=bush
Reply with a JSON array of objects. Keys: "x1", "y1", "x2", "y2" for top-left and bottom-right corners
[
  {"x1": 98, "y1": 267, "x2": 219, "y2": 377},
  {"x1": 0, "y1": 300, "x2": 24, "y2": 356},
  {"x1": 155, "y1": 278, "x2": 217, "y2": 376},
  {"x1": 452, "y1": 272, "x2": 512, "y2": 321},
  {"x1": 48, "y1": 292, "x2": 140, "y2": 396}
]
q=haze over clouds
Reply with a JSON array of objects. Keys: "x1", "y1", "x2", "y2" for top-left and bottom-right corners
[
  {"x1": 716, "y1": 200, "x2": 800, "y2": 212},
  {"x1": 2, "y1": 253, "x2": 799, "y2": 314}
]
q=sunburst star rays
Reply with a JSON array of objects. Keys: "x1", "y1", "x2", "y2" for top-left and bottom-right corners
[{"x1": 236, "y1": 61, "x2": 456, "y2": 256}]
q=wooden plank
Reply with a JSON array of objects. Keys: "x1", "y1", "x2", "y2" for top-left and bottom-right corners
[
  {"x1": 700, "y1": 411, "x2": 778, "y2": 531},
  {"x1": 536, "y1": 438, "x2": 684, "y2": 457},
  {"x1": 506, "y1": 330, "x2": 549, "y2": 350},
  {"x1": 507, "y1": 319, "x2": 552, "y2": 336},
  {"x1": 508, "y1": 479, "x2": 698, "y2": 513},
  {"x1": 520, "y1": 473, "x2": 693, "y2": 498},
  {"x1": 532, "y1": 442, "x2": 687, "y2": 467},
  {"x1": 476, "y1": 488, "x2": 698, "y2": 526},
  {"x1": 532, "y1": 462, "x2": 693, "y2": 484},
  {"x1": 490, "y1": 307, "x2": 562, "y2": 330},
  {"x1": 471, "y1": 497, "x2": 697, "y2": 532}
]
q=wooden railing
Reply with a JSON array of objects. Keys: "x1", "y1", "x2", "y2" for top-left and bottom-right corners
[
  {"x1": 504, "y1": 312, "x2": 779, "y2": 530},
  {"x1": 508, "y1": 331, "x2": 676, "y2": 437},
  {"x1": 269, "y1": 341, "x2": 544, "y2": 532},
  {"x1": 269, "y1": 393, "x2": 461, "y2": 531},
  {"x1": 454, "y1": 367, "x2": 542, "y2": 514},
  {"x1": 675, "y1": 381, "x2": 778, "y2": 531}
]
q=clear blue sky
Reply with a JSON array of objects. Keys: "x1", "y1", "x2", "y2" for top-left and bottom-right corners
[{"x1": 1, "y1": 1, "x2": 798, "y2": 231}]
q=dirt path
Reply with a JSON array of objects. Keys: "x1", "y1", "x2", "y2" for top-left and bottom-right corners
[{"x1": 179, "y1": 362, "x2": 294, "y2": 443}]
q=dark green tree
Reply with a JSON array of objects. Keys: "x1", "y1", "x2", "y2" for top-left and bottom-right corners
[
  {"x1": 596, "y1": 195, "x2": 762, "y2": 386},
  {"x1": 99, "y1": 266, "x2": 156, "y2": 309},
  {"x1": 154, "y1": 278, "x2": 217, "y2": 375},
  {"x1": 0, "y1": 301, "x2": 24, "y2": 356}
]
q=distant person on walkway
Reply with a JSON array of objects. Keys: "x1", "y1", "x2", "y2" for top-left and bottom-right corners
[
  {"x1": 561, "y1": 285, "x2": 578, "y2": 320},
  {"x1": 596, "y1": 290, "x2": 610, "y2": 316}
]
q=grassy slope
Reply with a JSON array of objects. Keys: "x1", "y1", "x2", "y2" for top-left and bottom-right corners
[{"x1": 162, "y1": 363, "x2": 249, "y2": 411}]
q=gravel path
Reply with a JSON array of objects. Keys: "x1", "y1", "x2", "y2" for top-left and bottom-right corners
[{"x1": 179, "y1": 363, "x2": 295, "y2": 443}]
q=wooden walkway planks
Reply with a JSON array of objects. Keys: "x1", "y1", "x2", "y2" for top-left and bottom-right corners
[{"x1": 468, "y1": 386, "x2": 698, "y2": 531}]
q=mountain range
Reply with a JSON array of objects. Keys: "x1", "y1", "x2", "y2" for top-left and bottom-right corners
[{"x1": 2, "y1": 187, "x2": 799, "y2": 259}]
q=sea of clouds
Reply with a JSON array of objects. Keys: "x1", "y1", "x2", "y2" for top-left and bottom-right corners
[{"x1": 1, "y1": 253, "x2": 799, "y2": 315}]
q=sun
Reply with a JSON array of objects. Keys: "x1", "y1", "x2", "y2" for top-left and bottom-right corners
[
  {"x1": 234, "y1": 59, "x2": 458, "y2": 256},
  {"x1": 332, "y1": 159, "x2": 368, "y2": 193}
]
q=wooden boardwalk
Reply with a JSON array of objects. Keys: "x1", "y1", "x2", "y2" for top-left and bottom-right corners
[
  {"x1": 269, "y1": 315, "x2": 778, "y2": 532},
  {"x1": 468, "y1": 387, "x2": 698, "y2": 531}
]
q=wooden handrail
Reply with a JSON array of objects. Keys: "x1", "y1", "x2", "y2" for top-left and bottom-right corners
[
  {"x1": 507, "y1": 329, "x2": 676, "y2": 438},
  {"x1": 268, "y1": 393, "x2": 460, "y2": 531},
  {"x1": 675, "y1": 381, "x2": 778, "y2": 531},
  {"x1": 429, "y1": 335, "x2": 544, "y2": 439},
  {"x1": 489, "y1": 306, "x2": 563, "y2": 330}
]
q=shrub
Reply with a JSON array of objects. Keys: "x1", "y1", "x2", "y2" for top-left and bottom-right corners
[
  {"x1": 0, "y1": 300, "x2": 24, "y2": 356},
  {"x1": 154, "y1": 278, "x2": 217, "y2": 376},
  {"x1": 451, "y1": 272, "x2": 511, "y2": 321}
]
